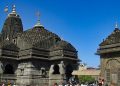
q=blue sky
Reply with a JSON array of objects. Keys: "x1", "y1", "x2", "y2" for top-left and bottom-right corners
[{"x1": 0, "y1": 0, "x2": 120, "y2": 67}]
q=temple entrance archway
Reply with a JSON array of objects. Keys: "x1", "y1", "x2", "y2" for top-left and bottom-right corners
[
  {"x1": 53, "y1": 64, "x2": 60, "y2": 74},
  {"x1": 3, "y1": 64, "x2": 14, "y2": 74},
  {"x1": 105, "y1": 59, "x2": 120, "y2": 85}
]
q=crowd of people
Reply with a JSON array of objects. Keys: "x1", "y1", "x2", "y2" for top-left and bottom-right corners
[
  {"x1": 1, "y1": 81, "x2": 16, "y2": 86},
  {"x1": 52, "y1": 78, "x2": 116, "y2": 86},
  {"x1": 0, "y1": 82, "x2": 116, "y2": 86},
  {"x1": 53, "y1": 81, "x2": 98, "y2": 86},
  {"x1": 53, "y1": 82, "x2": 99, "y2": 86},
  {"x1": 0, "y1": 79, "x2": 116, "y2": 86},
  {"x1": 1, "y1": 83, "x2": 16, "y2": 86},
  {"x1": 53, "y1": 82, "x2": 80, "y2": 86}
]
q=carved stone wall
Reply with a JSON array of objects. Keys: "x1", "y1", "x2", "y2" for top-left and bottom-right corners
[{"x1": 101, "y1": 56, "x2": 120, "y2": 86}]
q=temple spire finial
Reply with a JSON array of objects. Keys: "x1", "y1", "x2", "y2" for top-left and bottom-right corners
[
  {"x1": 8, "y1": 4, "x2": 19, "y2": 17},
  {"x1": 12, "y1": 5, "x2": 16, "y2": 13},
  {"x1": 34, "y1": 11, "x2": 43, "y2": 27},
  {"x1": 115, "y1": 22, "x2": 118, "y2": 28}
]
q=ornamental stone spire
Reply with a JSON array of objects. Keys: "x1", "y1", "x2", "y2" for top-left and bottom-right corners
[
  {"x1": 34, "y1": 11, "x2": 43, "y2": 27},
  {"x1": 8, "y1": 5, "x2": 19, "y2": 17},
  {"x1": 115, "y1": 22, "x2": 118, "y2": 28},
  {"x1": 12, "y1": 5, "x2": 16, "y2": 14}
]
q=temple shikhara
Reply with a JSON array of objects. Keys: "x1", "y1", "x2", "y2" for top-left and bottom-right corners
[
  {"x1": 97, "y1": 24, "x2": 120, "y2": 86},
  {"x1": 0, "y1": 5, "x2": 79, "y2": 86}
]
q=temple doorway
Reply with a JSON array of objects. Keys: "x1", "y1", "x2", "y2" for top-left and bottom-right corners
[
  {"x1": 53, "y1": 64, "x2": 60, "y2": 74},
  {"x1": 3, "y1": 64, "x2": 14, "y2": 74}
]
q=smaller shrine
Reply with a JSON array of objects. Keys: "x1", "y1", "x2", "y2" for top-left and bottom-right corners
[{"x1": 97, "y1": 23, "x2": 120, "y2": 86}]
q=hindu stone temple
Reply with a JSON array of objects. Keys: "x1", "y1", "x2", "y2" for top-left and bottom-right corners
[
  {"x1": 97, "y1": 24, "x2": 120, "y2": 86},
  {"x1": 0, "y1": 5, "x2": 79, "y2": 86}
]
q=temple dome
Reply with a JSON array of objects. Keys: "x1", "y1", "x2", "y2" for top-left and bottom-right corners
[{"x1": 18, "y1": 26, "x2": 61, "y2": 49}]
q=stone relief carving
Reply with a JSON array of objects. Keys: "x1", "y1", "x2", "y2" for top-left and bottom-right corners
[
  {"x1": 40, "y1": 67, "x2": 46, "y2": 77},
  {"x1": 106, "y1": 59, "x2": 120, "y2": 69},
  {"x1": 59, "y1": 61, "x2": 65, "y2": 75}
]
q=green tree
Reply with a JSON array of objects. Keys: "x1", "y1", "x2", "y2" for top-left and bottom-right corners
[{"x1": 78, "y1": 75, "x2": 95, "y2": 84}]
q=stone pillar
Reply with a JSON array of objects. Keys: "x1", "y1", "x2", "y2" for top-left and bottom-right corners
[
  {"x1": 0, "y1": 62, "x2": 3, "y2": 74},
  {"x1": 16, "y1": 62, "x2": 39, "y2": 86},
  {"x1": 0, "y1": 62, "x2": 3, "y2": 83}
]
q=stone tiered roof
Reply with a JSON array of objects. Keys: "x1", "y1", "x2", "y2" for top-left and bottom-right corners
[
  {"x1": 97, "y1": 28, "x2": 120, "y2": 54},
  {"x1": 19, "y1": 26, "x2": 61, "y2": 49},
  {"x1": 100, "y1": 28, "x2": 120, "y2": 46},
  {"x1": 1, "y1": 40, "x2": 19, "y2": 51},
  {"x1": 50, "y1": 40, "x2": 76, "y2": 52}
]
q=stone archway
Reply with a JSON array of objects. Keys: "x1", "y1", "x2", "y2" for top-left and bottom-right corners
[
  {"x1": 53, "y1": 64, "x2": 60, "y2": 74},
  {"x1": 105, "y1": 59, "x2": 120, "y2": 85},
  {"x1": 4, "y1": 64, "x2": 14, "y2": 74}
]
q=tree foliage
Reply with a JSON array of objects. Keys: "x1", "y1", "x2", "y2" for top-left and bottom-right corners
[{"x1": 78, "y1": 75, "x2": 95, "y2": 84}]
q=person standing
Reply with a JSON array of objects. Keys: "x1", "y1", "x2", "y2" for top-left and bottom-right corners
[
  {"x1": 2, "y1": 83, "x2": 5, "y2": 86},
  {"x1": 54, "y1": 83, "x2": 58, "y2": 86}
]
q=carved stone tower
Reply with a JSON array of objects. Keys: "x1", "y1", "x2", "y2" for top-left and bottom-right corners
[{"x1": 2, "y1": 5, "x2": 23, "y2": 41}]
